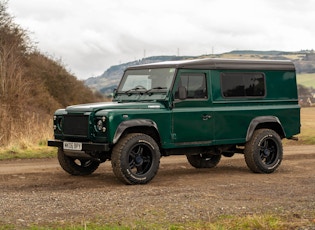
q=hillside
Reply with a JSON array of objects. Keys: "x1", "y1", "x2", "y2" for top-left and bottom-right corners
[
  {"x1": 26, "y1": 52, "x2": 103, "y2": 114},
  {"x1": 0, "y1": 1, "x2": 102, "y2": 146},
  {"x1": 85, "y1": 50, "x2": 315, "y2": 95},
  {"x1": 85, "y1": 56, "x2": 193, "y2": 94}
]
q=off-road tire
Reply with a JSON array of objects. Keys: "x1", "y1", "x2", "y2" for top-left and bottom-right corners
[
  {"x1": 111, "y1": 133, "x2": 161, "y2": 185},
  {"x1": 186, "y1": 153, "x2": 221, "y2": 168},
  {"x1": 57, "y1": 148, "x2": 100, "y2": 176},
  {"x1": 244, "y1": 129, "x2": 283, "y2": 173}
]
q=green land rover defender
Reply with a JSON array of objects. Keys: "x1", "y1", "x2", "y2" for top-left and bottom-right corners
[{"x1": 48, "y1": 58, "x2": 300, "y2": 184}]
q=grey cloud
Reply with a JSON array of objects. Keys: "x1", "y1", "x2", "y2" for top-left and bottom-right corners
[{"x1": 8, "y1": 0, "x2": 315, "y2": 79}]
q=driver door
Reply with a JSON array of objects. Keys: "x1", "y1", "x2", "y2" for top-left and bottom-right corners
[{"x1": 171, "y1": 70, "x2": 214, "y2": 145}]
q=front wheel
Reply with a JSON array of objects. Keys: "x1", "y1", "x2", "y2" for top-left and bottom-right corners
[
  {"x1": 111, "y1": 133, "x2": 161, "y2": 185},
  {"x1": 244, "y1": 129, "x2": 283, "y2": 173},
  {"x1": 186, "y1": 153, "x2": 221, "y2": 168},
  {"x1": 57, "y1": 148, "x2": 100, "y2": 176}
]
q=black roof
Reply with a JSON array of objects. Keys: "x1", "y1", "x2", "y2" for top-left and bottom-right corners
[{"x1": 127, "y1": 58, "x2": 295, "y2": 71}]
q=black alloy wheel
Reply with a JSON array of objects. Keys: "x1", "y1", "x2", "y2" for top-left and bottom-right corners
[
  {"x1": 111, "y1": 133, "x2": 160, "y2": 185},
  {"x1": 245, "y1": 129, "x2": 283, "y2": 173}
]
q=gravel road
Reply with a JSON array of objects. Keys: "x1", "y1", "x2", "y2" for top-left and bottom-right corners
[{"x1": 0, "y1": 145, "x2": 315, "y2": 228}]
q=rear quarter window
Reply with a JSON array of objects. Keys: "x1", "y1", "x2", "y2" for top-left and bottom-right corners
[{"x1": 221, "y1": 72, "x2": 265, "y2": 98}]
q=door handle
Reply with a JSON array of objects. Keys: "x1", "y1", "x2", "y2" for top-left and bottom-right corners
[{"x1": 202, "y1": 114, "x2": 212, "y2": 120}]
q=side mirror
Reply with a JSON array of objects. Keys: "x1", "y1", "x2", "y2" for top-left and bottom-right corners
[
  {"x1": 112, "y1": 88, "x2": 117, "y2": 97},
  {"x1": 178, "y1": 86, "x2": 187, "y2": 100}
]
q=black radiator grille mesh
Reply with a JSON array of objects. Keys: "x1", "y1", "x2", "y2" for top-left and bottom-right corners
[{"x1": 63, "y1": 115, "x2": 89, "y2": 136}]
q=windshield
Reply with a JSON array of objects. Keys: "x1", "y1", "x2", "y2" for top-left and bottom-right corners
[{"x1": 117, "y1": 68, "x2": 176, "y2": 93}]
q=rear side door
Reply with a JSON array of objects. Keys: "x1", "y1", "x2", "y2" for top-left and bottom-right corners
[{"x1": 171, "y1": 70, "x2": 214, "y2": 145}]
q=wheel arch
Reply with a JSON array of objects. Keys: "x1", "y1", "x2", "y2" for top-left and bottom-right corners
[
  {"x1": 113, "y1": 119, "x2": 161, "y2": 145},
  {"x1": 246, "y1": 116, "x2": 286, "y2": 142}
]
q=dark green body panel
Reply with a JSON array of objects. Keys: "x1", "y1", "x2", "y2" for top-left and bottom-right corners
[
  {"x1": 207, "y1": 69, "x2": 300, "y2": 145},
  {"x1": 51, "y1": 58, "x2": 300, "y2": 152},
  {"x1": 101, "y1": 107, "x2": 172, "y2": 146}
]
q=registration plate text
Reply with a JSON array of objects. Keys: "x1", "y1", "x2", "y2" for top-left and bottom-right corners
[{"x1": 63, "y1": 142, "x2": 82, "y2": 151}]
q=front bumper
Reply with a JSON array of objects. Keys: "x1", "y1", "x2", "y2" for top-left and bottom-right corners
[{"x1": 48, "y1": 140, "x2": 110, "y2": 152}]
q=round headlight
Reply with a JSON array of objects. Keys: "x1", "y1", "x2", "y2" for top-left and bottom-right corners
[
  {"x1": 57, "y1": 117, "x2": 63, "y2": 130},
  {"x1": 96, "y1": 120, "x2": 103, "y2": 131}
]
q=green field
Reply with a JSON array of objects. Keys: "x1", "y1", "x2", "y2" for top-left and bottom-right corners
[
  {"x1": 297, "y1": 107, "x2": 315, "y2": 144},
  {"x1": 284, "y1": 107, "x2": 315, "y2": 145},
  {"x1": 297, "y1": 73, "x2": 315, "y2": 88}
]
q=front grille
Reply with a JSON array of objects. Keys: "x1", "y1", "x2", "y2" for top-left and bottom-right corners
[{"x1": 63, "y1": 115, "x2": 89, "y2": 136}]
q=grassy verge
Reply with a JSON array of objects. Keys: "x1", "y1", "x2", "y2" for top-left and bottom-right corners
[
  {"x1": 0, "y1": 144, "x2": 56, "y2": 160},
  {"x1": 1, "y1": 213, "x2": 314, "y2": 230}
]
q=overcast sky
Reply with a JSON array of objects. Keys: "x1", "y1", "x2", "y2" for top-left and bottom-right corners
[{"x1": 8, "y1": 0, "x2": 315, "y2": 79}]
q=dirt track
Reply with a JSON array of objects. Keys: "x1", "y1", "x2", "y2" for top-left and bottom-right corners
[{"x1": 0, "y1": 145, "x2": 315, "y2": 228}]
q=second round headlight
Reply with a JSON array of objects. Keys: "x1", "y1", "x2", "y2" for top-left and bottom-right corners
[{"x1": 96, "y1": 120, "x2": 103, "y2": 131}]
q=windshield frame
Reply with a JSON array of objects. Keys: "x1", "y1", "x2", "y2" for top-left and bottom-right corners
[{"x1": 116, "y1": 67, "x2": 176, "y2": 95}]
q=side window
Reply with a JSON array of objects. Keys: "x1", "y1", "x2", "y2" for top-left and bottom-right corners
[
  {"x1": 221, "y1": 72, "x2": 265, "y2": 98},
  {"x1": 175, "y1": 73, "x2": 207, "y2": 99}
]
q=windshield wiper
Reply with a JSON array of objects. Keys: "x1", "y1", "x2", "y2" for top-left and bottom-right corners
[
  {"x1": 144, "y1": 87, "x2": 167, "y2": 95},
  {"x1": 124, "y1": 86, "x2": 147, "y2": 95}
]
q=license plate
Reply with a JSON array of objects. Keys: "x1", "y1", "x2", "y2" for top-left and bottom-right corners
[{"x1": 63, "y1": 141, "x2": 82, "y2": 151}]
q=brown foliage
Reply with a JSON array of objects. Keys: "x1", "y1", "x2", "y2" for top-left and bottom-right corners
[
  {"x1": 25, "y1": 52, "x2": 102, "y2": 114},
  {"x1": 0, "y1": 1, "x2": 103, "y2": 146},
  {"x1": 0, "y1": 1, "x2": 31, "y2": 145}
]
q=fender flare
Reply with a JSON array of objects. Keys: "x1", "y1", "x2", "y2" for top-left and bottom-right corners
[
  {"x1": 246, "y1": 116, "x2": 285, "y2": 142},
  {"x1": 113, "y1": 119, "x2": 159, "y2": 144}
]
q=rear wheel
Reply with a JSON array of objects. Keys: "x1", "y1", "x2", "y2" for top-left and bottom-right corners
[
  {"x1": 111, "y1": 133, "x2": 160, "y2": 185},
  {"x1": 57, "y1": 148, "x2": 100, "y2": 175},
  {"x1": 244, "y1": 129, "x2": 283, "y2": 173},
  {"x1": 186, "y1": 153, "x2": 221, "y2": 168}
]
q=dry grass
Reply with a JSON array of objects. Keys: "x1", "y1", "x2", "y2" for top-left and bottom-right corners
[
  {"x1": 10, "y1": 113, "x2": 53, "y2": 147},
  {"x1": 299, "y1": 107, "x2": 315, "y2": 144},
  {"x1": 297, "y1": 73, "x2": 315, "y2": 88},
  {"x1": 0, "y1": 112, "x2": 56, "y2": 159},
  {"x1": 3, "y1": 213, "x2": 313, "y2": 230},
  {"x1": 285, "y1": 107, "x2": 315, "y2": 145}
]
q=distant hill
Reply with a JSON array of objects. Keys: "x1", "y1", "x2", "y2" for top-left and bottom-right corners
[
  {"x1": 85, "y1": 50, "x2": 315, "y2": 95},
  {"x1": 85, "y1": 55, "x2": 193, "y2": 94}
]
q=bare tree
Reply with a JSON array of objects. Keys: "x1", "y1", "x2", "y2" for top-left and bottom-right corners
[{"x1": 0, "y1": 1, "x2": 31, "y2": 145}]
